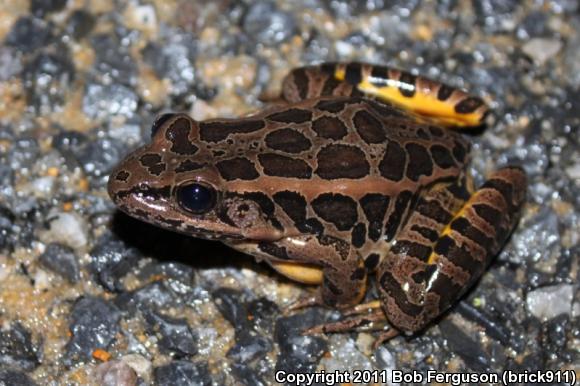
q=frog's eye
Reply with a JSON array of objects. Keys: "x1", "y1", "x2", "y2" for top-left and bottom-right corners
[
  {"x1": 176, "y1": 183, "x2": 217, "y2": 214},
  {"x1": 151, "y1": 113, "x2": 177, "y2": 139}
]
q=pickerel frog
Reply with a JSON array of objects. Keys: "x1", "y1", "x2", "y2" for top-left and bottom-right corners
[{"x1": 108, "y1": 63, "x2": 526, "y2": 342}]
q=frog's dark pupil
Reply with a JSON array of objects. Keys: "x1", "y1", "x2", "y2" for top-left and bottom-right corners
[
  {"x1": 151, "y1": 113, "x2": 177, "y2": 139},
  {"x1": 177, "y1": 183, "x2": 216, "y2": 214}
]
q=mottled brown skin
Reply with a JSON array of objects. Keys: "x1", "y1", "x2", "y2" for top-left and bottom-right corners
[{"x1": 108, "y1": 62, "x2": 526, "y2": 338}]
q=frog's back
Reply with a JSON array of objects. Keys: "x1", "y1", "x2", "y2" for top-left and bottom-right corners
[{"x1": 199, "y1": 96, "x2": 470, "y2": 197}]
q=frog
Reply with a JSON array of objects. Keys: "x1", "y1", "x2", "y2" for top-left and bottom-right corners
[{"x1": 108, "y1": 62, "x2": 526, "y2": 343}]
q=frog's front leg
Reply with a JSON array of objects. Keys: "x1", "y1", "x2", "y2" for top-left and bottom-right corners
[
  {"x1": 378, "y1": 166, "x2": 527, "y2": 334},
  {"x1": 230, "y1": 233, "x2": 367, "y2": 308}
]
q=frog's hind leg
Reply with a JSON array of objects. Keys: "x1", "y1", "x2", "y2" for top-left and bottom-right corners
[
  {"x1": 282, "y1": 62, "x2": 489, "y2": 128},
  {"x1": 302, "y1": 179, "x2": 473, "y2": 340},
  {"x1": 377, "y1": 166, "x2": 526, "y2": 334}
]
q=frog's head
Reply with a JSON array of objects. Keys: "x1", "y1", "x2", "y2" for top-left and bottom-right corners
[{"x1": 108, "y1": 113, "x2": 282, "y2": 242}]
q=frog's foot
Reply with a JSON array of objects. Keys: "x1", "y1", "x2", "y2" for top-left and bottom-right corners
[
  {"x1": 304, "y1": 299, "x2": 401, "y2": 345},
  {"x1": 284, "y1": 291, "x2": 325, "y2": 315},
  {"x1": 303, "y1": 307, "x2": 386, "y2": 335},
  {"x1": 342, "y1": 300, "x2": 382, "y2": 316},
  {"x1": 373, "y1": 328, "x2": 401, "y2": 349}
]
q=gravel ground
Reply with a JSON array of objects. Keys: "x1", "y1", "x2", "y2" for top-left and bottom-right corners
[{"x1": 0, "y1": 1, "x2": 578, "y2": 385}]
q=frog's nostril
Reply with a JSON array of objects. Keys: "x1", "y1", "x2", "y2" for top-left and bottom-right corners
[{"x1": 136, "y1": 183, "x2": 171, "y2": 201}]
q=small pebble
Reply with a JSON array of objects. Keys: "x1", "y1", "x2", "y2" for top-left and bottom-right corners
[
  {"x1": 227, "y1": 332, "x2": 272, "y2": 363},
  {"x1": 0, "y1": 323, "x2": 39, "y2": 371},
  {"x1": 52, "y1": 130, "x2": 89, "y2": 161},
  {"x1": 5, "y1": 16, "x2": 53, "y2": 52},
  {"x1": 322, "y1": 335, "x2": 372, "y2": 374},
  {"x1": 107, "y1": 120, "x2": 144, "y2": 147},
  {"x1": 123, "y1": 3, "x2": 157, "y2": 32},
  {"x1": 522, "y1": 38, "x2": 563, "y2": 65},
  {"x1": 563, "y1": 21, "x2": 580, "y2": 87},
  {"x1": 0, "y1": 369, "x2": 38, "y2": 386},
  {"x1": 439, "y1": 319, "x2": 492, "y2": 372},
  {"x1": 516, "y1": 11, "x2": 549, "y2": 39},
  {"x1": 375, "y1": 345, "x2": 397, "y2": 372},
  {"x1": 473, "y1": 0, "x2": 519, "y2": 32},
  {"x1": 246, "y1": 297, "x2": 279, "y2": 334},
  {"x1": 89, "y1": 236, "x2": 141, "y2": 292},
  {"x1": 0, "y1": 46, "x2": 22, "y2": 81},
  {"x1": 0, "y1": 206, "x2": 16, "y2": 251},
  {"x1": 212, "y1": 288, "x2": 250, "y2": 333},
  {"x1": 91, "y1": 34, "x2": 138, "y2": 86},
  {"x1": 526, "y1": 283, "x2": 574, "y2": 320},
  {"x1": 9, "y1": 137, "x2": 40, "y2": 171},
  {"x1": 38, "y1": 243, "x2": 81, "y2": 283},
  {"x1": 142, "y1": 308, "x2": 198, "y2": 357},
  {"x1": 542, "y1": 314, "x2": 570, "y2": 354},
  {"x1": 77, "y1": 137, "x2": 124, "y2": 179},
  {"x1": 22, "y1": 52, "x2": 75, "y2": 113},
  {"x1": 140, "y1": 37, "x2": 197, "y2": 98},
  {"x1": 114, "y1": 281, "x2": 178, "y2": 313},
  {"x1": 242, "y1": 3, "x2": 297, "y2": 46},
  {"x1": 275, "y1": 334, "x2": 328, "y2": 374},
  {"x1": 94, "y1": 359, "x2": 138, "y2": 386},
  {"x1": 42, "y1": 212, "x2": 88, "y2": 250},
  {"x1": 153, "y1": 360, "x2": 212, "y2": 386},
  {"x1": 565, "y1": 163, "x2": 580, "y2": 180},
  {"x1": 138, "y1": 261, "x2": 195, "y2": 288},
  {"x1": 82, "y1": 84, "x2": 138, "y2": 120},
  {"x1": 120, "y1": 354, "x2": 152, "y2": 380},
  {"x1": 30, "y1": 0, "x2": 67, "y2": 17},
  {"x1": 231, "y1": 362, "x2": 268, "y2": 386},
  {"x1": 64, "y1": 296, "x2": 121, "y2": 364},
  {"x1": 506, "y1": 207, "x2": 560, "y2": 265},
  {"x1": 66, "y1": 10, "x2": 96, "y2": 40},
  {"x1": 275, "y1": 310, "x2": 329, "y2": 374}
]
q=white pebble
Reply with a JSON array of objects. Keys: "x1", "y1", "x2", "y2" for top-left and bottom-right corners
[
  {"x1": 522, "y1": 38, "x2": 562, "y2": 65},
  {"x1": 0, "y1": 259, "x2": 10, "y2": 281},
  {"x1": 322, "y1": 335, "x2": 372, "y2": 374},
  {"x1": 94, "y1": 360, "x2": 138, "y2": 386},
  {"x1": 526, "y1": 284, "x2": 574, "y2": 321},
  {"x1": 34, "y1": 268, "x2": 52, "y2": 290},
  {"x1": 565, "y1": 163, "x2": 580, "y2": 180},
  {"x1": 121, "y1": 354, "x2": 152, "y2": 379},
  {"x1": 30, "y1": 176, "x2": 56, "y2": 198},
  {"x1": 42, "y1": 212, "x2": 88, "y2": 249},
  {"x1": 131, "y1": 4, "x2": 157, "y2": 30}
]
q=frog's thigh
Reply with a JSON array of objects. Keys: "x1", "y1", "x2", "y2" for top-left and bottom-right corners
[
  {"x1": 270, "y1": 261, "x2": 323, "y2": 285},
  {"x1": 253, "y1": 235, "x2": 367, "y2": 308},
  {"x1": 377, "y1": 166, "x2": 526, "y2": 333},
  {"x1": 232, "y1": 241, "x2": 324, "y2": 284},
  {"x1": 282, "y1": 62, "x2": 489, "y2": 128}
]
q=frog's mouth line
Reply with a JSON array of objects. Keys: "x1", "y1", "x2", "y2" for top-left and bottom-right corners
[
  {"x1": 110, "y1": 184, "x2": 171, "y2": 203},
  {"x1": 116, "y1": 203, "x2": 246, "y2": 242},
  {"x1": 111, "y1": 186, "x2": 246, "y2": 242}
]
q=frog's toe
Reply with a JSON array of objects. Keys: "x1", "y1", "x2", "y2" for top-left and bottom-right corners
[
  {"x1": 284, "y1": 291, "x2": 325, "y2": 315},
  {"x1": 342, "y1": 300, "x2": 382, "y2": 316},
  {"x1": 372, "y1": 329, "x2": 401, "y2": 349},
  {"x1": 302, "y1": 307, "x2": 387, "y2": 335}
]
